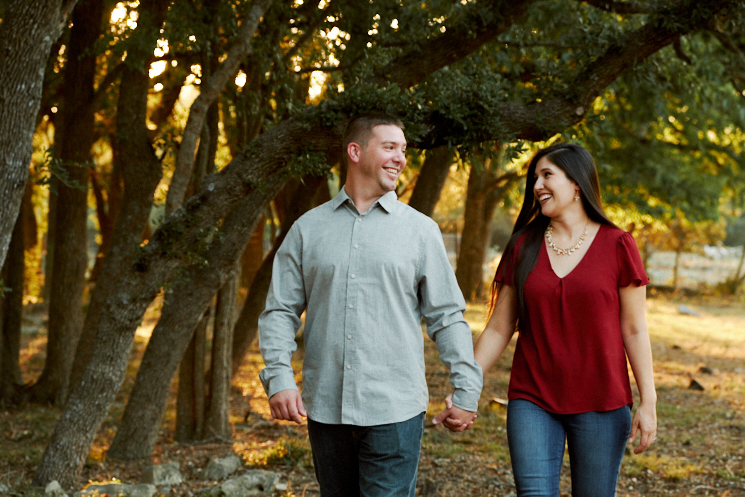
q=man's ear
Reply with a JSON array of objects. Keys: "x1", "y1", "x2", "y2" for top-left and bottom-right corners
[{"x1": 347, "y1": 142, "x2": 362, "y2": 164}]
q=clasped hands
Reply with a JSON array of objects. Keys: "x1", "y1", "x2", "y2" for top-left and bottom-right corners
[
  {"x1": 432, "y1": 392, "x2": 477, "y2": 432},
  {"x1": 269, "y1": 390, "x2": 477, "y2": 433}
]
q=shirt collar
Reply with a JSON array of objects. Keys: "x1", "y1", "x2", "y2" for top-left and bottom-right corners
[{"x1": 332, "y1": 187, "x2": 398, "y2": 214}]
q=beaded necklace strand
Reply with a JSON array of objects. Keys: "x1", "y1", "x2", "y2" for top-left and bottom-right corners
[{"x1": 545, "y1": 220, "x2": 590, "y2": 256}]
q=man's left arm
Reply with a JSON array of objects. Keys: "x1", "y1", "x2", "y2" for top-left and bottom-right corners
[{"x1": 418, "y1": 222, "x2": 483, "y2": 431}]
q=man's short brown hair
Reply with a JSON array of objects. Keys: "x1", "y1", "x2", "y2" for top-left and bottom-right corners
[{"x1": 343, "y1": 114, "x2": 404, "y2": 160}]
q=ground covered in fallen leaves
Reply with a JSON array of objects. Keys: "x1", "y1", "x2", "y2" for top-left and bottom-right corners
[{"x1": 2, "y1": 293, "x2": 745, "y2": 496}]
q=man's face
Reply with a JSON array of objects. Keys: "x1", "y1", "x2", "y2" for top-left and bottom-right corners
[{"x1": 352, "y1": 124, "x2": 407, "y2": 196}]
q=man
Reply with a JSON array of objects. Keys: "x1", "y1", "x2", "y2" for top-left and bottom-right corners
[{"x1": 259, "y1": 113, "x2": 482, "y2": 496}]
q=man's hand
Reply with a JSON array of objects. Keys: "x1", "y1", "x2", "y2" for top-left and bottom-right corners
[
  {"x1": 269, "y1": 389, "x2": 307, "y2": 424},
  {"x1": 432, "y1": 392, "x2": 477, "y2": 432}
]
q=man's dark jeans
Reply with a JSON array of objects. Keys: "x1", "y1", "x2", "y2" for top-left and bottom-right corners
[{"x1": 307, "y1": 412, "x2": 426, "y2": 497}]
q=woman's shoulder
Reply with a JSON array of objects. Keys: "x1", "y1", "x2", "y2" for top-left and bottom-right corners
[{"x1": 598, "y1": 224, "x2": 634, "y2": 242}]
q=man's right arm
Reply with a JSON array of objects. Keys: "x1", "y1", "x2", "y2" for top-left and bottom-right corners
[{"x1": 258, "y1": 224, "x2": 307, "y2": 415}]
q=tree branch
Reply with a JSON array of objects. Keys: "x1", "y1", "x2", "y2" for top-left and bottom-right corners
[
  {"x1": 580, "y1": 0, "x2": 655, "y2": 14},
  {"x1": 415, "y1": 0, "x2": 739, "y2": 146},
  {"x1": 166, "y1": 0, "x2": 274, "y2": 215},
  {"x1": 370, "y1": 0, "x2": 537, "y2": 88}
]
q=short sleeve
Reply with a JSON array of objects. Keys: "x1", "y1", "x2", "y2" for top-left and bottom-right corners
[
  {"x1": 494, "y1": 243, "x2": 519, "y2": 287},
  {"x1": 616, "y1": 232, "x2": 650, "y2": 287}
]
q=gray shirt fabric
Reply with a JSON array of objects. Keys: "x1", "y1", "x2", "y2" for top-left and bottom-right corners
[{"x1": 258, "y1": 187, "x2": 483, "y2": 426}]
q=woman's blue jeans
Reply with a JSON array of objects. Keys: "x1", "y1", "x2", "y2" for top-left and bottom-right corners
[
  {"x1": 507, "y1": 399, "x2": 631, "y2": 497},
  {"x1": 307, "y1": 412, "x2": 425, "y2": 497}
]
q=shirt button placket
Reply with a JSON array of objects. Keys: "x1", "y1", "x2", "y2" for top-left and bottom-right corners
[{"x1": 342, "y1": 214, "x2": 362, "y2": 421}]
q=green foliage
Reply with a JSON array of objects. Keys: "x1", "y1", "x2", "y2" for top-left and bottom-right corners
[{"x1": 30, "y1": 148, "x2": 92, "y2": 193}]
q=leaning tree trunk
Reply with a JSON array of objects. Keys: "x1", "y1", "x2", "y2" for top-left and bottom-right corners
[
  {"x1": 106, "y1": 181, "x2": 284, "y2": 460},
  {"x1": 407, "y1": 146, "x2": 452, "y2": 218},
  {"x1": 107, "y1": 172, "x2": 332, "y2": 460},
  {"x1": 1, "y1": 203, "x2": 27, "y2": 403},
  {"x1": 0, "y1": 0, "x2": 75, "y2": 270},
  {"x1": 27, "y1": 0, "x2": 105, "y2": 406}
]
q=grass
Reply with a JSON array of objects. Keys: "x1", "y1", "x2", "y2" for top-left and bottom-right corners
[{"x1": 2, "y1": 293, "x2": 745, "y2": 496}]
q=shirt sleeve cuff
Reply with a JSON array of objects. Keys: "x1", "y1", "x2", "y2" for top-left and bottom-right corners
[
  {"x1": 259, "y1": 369, "x2": 300, "y2": 399},
  {"x1": 451, "y1": 389, "x2": 481, "y2": 413}
]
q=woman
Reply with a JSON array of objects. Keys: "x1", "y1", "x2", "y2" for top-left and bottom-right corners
[{"x1": 475, "y1": 143, "x2": 657, "y2": 496}]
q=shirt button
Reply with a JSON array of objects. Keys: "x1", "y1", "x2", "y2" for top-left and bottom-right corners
[
  {"x1": 356, "y1": 218, "x2": 361, "y2": 223},
  {"x1": 354, "y1": 244, "x2": 359, "y2": 249},
  {"x1": 348, "y1": 304, "x2": 353, "y2": 309},
  {"x1": 351, "y1": 274, "x2": 356, "y2": 278},
  {"x1": 347, "y1": 335, "x2": 352, "y2": 339},
  {"x1": 346, "y1": 365, "x2": 351, "y2": 369}
]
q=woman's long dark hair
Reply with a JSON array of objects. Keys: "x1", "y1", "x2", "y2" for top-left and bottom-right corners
[{"x1": 490, "y1": 143, "x2": 618, "y2": 325}]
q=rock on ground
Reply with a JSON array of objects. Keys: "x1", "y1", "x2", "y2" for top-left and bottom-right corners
[
  {"x1": 74, "y1": 483, "x2": 156, "y2": 497},
  {"x1": 202, "y1": 454, "x2": 243, "y2": 481},
  {"x1": 140, "y1": 461, "x2": 183, "y2": 486},
  {"x1": 209, "y1": 470, "x2": 279, "y2": 497},
  {"x1": 45, "y1": 480, "x2": 68, "y2": 497}
]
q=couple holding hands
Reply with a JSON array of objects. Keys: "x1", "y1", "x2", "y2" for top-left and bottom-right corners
[{"x1": 258, "y1": 114, "x2": 657, "y2": 497}]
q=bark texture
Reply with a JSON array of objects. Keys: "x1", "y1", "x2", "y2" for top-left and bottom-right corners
[
  {"x1": 204, "y1": 266, "x2": 240, "y2": 441},
  {"x1": 1, "y1": 204, "x2": 26, "y2": 403},
  {"x1": 407, "y1": 146, "x2": 452, "y2": 218},
  {"x1": 27, "y1": 0, "x2": 104, "y2": 406},
  {"x1": 0, "y1": 0, "x2": 74, "y2": 270},
  {"x1": 455, "y1": 159, "x2": 518, "y2": 301}
]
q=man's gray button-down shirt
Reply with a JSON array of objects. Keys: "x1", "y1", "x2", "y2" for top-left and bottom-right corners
[{"x1": 258, "y1": 188, "x2": 483, "y2": 426}]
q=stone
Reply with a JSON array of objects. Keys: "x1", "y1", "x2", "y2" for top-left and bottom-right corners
[
  {"x1": 140, "y1": 461, "x2": 183, "y2": 486},
  {"x1": 212, "y1": 470, "x2": 279, "y2": 496},
  {"x1": 678, "y1": 304, "x2": 698, "y2": 316},
  {"x1": 202, "y1": 454, "x2": 243, "y2": 481},
  {"x1": 688, "y1": 378, "x2": 705, "y2": 391},
  {"x1": 79, "y1": 483, "x2": 156, "y2": 497},
  {"x1": 45, "y1": 480, "x2": 68, "y2": 497},
  {"x1": 697, "y1": 366, "x2": 714, "y2": 375}
]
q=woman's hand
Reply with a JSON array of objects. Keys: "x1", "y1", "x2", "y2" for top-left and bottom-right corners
[{"x1": 628, "y1": 401, "x2": 657, "y2": 454}]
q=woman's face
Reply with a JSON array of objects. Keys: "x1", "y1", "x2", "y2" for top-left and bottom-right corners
[{"x1": 532, "y1": 157, "x2": 580, "y2": 218}]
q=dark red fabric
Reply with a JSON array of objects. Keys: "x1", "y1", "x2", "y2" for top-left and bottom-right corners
[{"x1": 495, "y1": 225, "x2": 649, "y2": 414}]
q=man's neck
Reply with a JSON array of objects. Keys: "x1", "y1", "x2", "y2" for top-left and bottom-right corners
[{"x1": 344, "y1": 183, "x2": 388, "y2": 214}]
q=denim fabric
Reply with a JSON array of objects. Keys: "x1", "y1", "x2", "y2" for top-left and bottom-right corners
[
  {"x1": 307, "y1": 412, "x2": 425, "y2": 497},
  {"x1": 259, "y1": 187, "x2": 482, "y2": 426},
  {"x1": 507, "y1": 399, "x2": 631, "y2": 497}
]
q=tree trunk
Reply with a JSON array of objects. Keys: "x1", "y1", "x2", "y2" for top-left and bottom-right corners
[
  {"x1": 106, "y1": 186, "x2": 281, "y2": 460},
  {"x1": 204, "y1": 265, "x2": 239, "y2": 441},
  {"x1": 67, "y1": 0, "x2": 170, "y2": 390},
  {"x1": 455, "y1": 157, "x2": 518, "y2": 302},
  {"x1": 1, "y1": 203, "x2": 26, "y2": 403},
  {"x1": 27, "y1": 0, "x2": 104, "y2": 406},
  {"x1": 0, "y1": 0, "x2": 75, "y2": 270},
  {"x1": 407, "y1": 146, "x2": 452, "y2": 217},
  {"x1": 239, "y1": 216, "x2": 266, "y2": 291},
  {"x1": 175, "y1": 312, "x2": 209, "y2": 443}
]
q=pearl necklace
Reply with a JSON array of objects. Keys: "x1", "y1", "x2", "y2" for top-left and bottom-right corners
[{"x1": 545, "y1": 221, "x2": 590, "y2": 256}]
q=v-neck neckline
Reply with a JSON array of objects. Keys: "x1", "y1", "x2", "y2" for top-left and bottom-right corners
[{"x1": 544, "y1": 224, "x2": 604, "y2": 279}]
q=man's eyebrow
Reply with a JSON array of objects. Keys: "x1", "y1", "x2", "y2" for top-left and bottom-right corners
[{"x1": 380, "y1": 140, "x2": 406, "y2": 146}]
